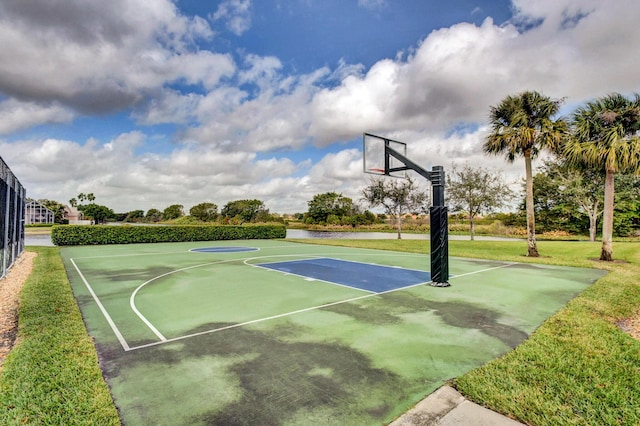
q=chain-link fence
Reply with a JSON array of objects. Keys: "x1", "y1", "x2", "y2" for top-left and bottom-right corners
[{"x1": 1, "y1": 156, "x2": 26, "y2": 279}]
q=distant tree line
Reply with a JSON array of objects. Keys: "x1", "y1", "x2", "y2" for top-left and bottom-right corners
[
  {"x1": 303, "y1": 192, "x2": 380, "y2": 227},
  {"x1": 121, "y1": 199, "x2": 283, "y2": 224},
  {"x1": 29, "y1": 197, "x2": 284, "y2": 226}
]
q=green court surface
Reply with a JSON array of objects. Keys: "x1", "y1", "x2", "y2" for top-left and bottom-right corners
[{"x1": 60, "y1": 240, "x2": 605, "y2": 425}]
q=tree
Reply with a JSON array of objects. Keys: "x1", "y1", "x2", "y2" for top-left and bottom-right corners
[
  {"x1": 163, "y1": 204, "x2": 184, "y2": 220},
  {"x1": 361, "y1": 177, "x2": 428, "y2": 239},
  {"x1": 564, "y1": 93, "x2": 640, "y2": 260},
  {"x1": 484, "y1": 90, "x2": 567, "y2": 256},
  {"x1": 123, "y1": 210, "x2": 145, "y2": 223},
  {"x1": 343, "y1": 210, "x2": 378, "y2": 227},
  {"x1": 446, "y1": 163, "x2": 514, "y2": 240},
  {"x1": 532, "y1": 160, "x2": 603, "y2": 241},
  {"x1": 190, "y1": 202, "x2": 218, "y2": 222},
  {"x1": 611, "y1": 174, "x2": 640, "y2": 236},
  {"x1": 81, "y1": 203, "x2": 115, "y2": 224},
  {"x1": 145, "y1": 208, "x2": 163, "y2": 223},
  {"x1": 220, "y1": 199, "x2": 269, "y2": 223},
  {"x1": 75, "y1": 192, "x2": 95, "y2": 204},
  {"x1": 70, "y1": 193, "x2": 114, "y2": 225},
  {"x1": 306, "y1": 193, "x2": 354, "y2": 224}
]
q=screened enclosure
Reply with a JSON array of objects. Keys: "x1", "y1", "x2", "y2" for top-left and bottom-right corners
[
  {"x1": 1, "y1": 156, "x2": 26, "y2": 279},
  {"x1": 25, "y1": 201, "x2": 54, "y2": 224}
]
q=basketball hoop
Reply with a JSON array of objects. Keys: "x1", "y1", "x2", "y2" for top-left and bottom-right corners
[
  {"x1": 362, "y1": 132, "x2": 450, "y2": 286},
  {"x1": 363, "y1": 132, "x2": 407, "y2": 177}
]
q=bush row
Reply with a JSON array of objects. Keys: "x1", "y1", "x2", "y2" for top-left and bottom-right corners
[{"x1": 51, "y1": 224, "x2": 286, "y2": 246}]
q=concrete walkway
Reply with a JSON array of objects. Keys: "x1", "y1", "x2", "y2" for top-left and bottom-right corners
[{"x1": 390, "y1": 386, "x2": 525, "y2": 426}]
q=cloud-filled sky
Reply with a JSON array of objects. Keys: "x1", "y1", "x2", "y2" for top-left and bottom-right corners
[{"x1": 1, "y1": 0, "x2": 638, "y2": 214}]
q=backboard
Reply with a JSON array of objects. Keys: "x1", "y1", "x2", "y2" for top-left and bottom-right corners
[{"x1": 362, "y1": 133, "x2": 407, "y2": 178}]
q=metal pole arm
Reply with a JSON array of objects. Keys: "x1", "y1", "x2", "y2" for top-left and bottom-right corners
[{"x1": 385, "y1": 145, "x2": 433, "y2": 181}]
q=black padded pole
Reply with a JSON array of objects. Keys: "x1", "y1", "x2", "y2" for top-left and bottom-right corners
[
  {"x1": 384, "y1": 144, "x2": 450, "y2": 287},
  {"x1": 429, "y1": 166, "x2": 449, "y2": 286}
]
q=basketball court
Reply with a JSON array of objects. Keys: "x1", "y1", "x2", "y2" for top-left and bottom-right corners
[{"x1": 60, "y1": 239, "x2": 605, "y2": 425}]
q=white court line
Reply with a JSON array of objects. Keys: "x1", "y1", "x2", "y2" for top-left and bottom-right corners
[
  {"x1": 248, "y1": 255, "x2": 433, "y2": 293},
  {"x1": 450, "y1": 262, "x2": 518, "y2": 279},
  {"x1": 70, "y1": 258, "x2": 131, "y2": 351},
  {"x1": 256, "y1": 267, "x2": 377, "y2": 294},
  {"x1": 72, "y1": 250, "x2": 188, "y2": 260},
  {"x1": 129, "y1": 258, "x2": 248, "y2": 342},
  {"x1": 74, "y1": 244, "x2": 518, "y2": 352},
  {"x1": 127, "y1": 276, "x2": 436, "y2": 351},
  {"x1": 69, "y1": 241, "x2": 307, "y2": 260},
  {"x1": 72, "y1": 255, "x2": 254, "y2": 348},
  {"x1": 127, "y1": 292, "x2": 377, "y2": 351},
  {"x1": 125, "y1": 259, "x2": 520, "y2": 351}
]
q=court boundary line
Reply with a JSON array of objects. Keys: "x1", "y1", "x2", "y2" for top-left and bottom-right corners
[
  {"x1": 129, "y1": 258, "x2": 256, "y2": 343},
  {"x1": 70, "y1": 258, "x2": 131, "y2": 351},
  {"x1": 253, "y1": 255, "x2": 428, "y2": 272},
  {"x1": 66, "y1": 241, "x2": 428, "y2": 261},
  {"x1": 67, "y1": 242, "x2": 297, "y2": 260},
  {"x1": 124, "y1": 261, "x2": 518, "y2": 352},
  {"x1": 70, "y1": 247, "x2": 518, "y2": 352},
  {"x1": 188, "y1": 246, "x2": 260, "y2": 253},
  {"x1": 130, "y1": 252, "x2": 435, "y2": 344},
  {"x1": 72, "y1": 256, "x2": 249, "y2": 351}
]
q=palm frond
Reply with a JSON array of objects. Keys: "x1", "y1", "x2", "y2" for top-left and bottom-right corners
[{"x1": 569, "y1": 92, "x2": 640, "y2": 174}]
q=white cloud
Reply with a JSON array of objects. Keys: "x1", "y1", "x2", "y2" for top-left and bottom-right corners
[
  {"x1": 0, "y1": 0, "x2": 221, "y2": 114},
  {"x1": 133, "y1": 90, "x2": 202, "y2": 125},
  {"x1": 308, "y1": 0, "x2": 640, "y2": 149},
  {"x1": 239, "y1": 54, "x2": 283, "y2": 89},
  {"x1": 0, "y1": 99, "x2": 75, "y2": 134},
  {"x1": 308, "y1": 149, "x2": 363, "y2": 182},
  {"x1": 0, "y1": 131, "x2": 310, "y2": 213},
  {"x1": 358, "y1": 0, "x2": 387, "y2": 11},
  {"x1": 183, "y1": 67, "x2": 328, "y2": 152},
  {"x1": 309, "y1": 59, "x2": 400, "y2": 145},
  {"x1": 212, "y1": 0, "x2": 252, "y2": 36},
  {"x1": 167, "y1": 51, "x2": 236, "y2": 89}
]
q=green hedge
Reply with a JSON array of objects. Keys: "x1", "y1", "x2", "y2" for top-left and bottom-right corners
[{"x1": 51, "y1": 224, "x2": 286, "y2": 246}]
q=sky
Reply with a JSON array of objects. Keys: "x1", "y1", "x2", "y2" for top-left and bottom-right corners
[{"x1": 1, "y1": 0, "x2": 639, "y2": 214}]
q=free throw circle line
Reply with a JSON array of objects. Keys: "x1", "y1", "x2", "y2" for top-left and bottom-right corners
[{"x1": 129, "y1": 258, "x2": 242, "y2": 342}]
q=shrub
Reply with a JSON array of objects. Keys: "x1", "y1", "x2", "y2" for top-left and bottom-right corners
[{"x1": 51, "y1": 224, "x2": 286, "y2": 246}]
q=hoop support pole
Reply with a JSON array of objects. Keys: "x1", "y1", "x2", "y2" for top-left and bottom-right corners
[{"x1": 385, "y1": 145, "x2": 449, "y2": 286}]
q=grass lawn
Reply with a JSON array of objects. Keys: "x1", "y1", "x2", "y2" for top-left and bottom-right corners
[
  {"x1": 2, "y1": 240, "x2": 638, "y2": 425},
  {"x1": 0, "y1": 247, "x2": 120, "y2": 425},
  {"x1": 24, "y1": 226, "x2": 53, "y2": 235}
]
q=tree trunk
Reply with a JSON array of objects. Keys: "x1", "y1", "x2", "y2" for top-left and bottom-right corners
[
  {"x1": 579, "y1": 199, "x2": 599, "y2": 242},
  {"x1": 587, "y1": 200, "x2": 599, "y2": 243},
  {"x1": 524, "y1": 153, "x2": 539, "y2": 257},
  {"x1": 600, "y1": 171, "x2": 615, "y2": 261},
  {"x1": 396, "y1": 216, "x2": 402, "y2": 239},
  {"x1": 588, "y1": 212, "x2": 597, "y2": 242},
  {"x1": 469, "y1": 217, "x2": 475, "y2": 241}
]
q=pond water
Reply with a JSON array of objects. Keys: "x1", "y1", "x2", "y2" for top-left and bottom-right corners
[
  {"x1": 25, "y1": 234, "x2": 55, "y2": 246},
  {"x1": 286, "y1": 229, "x2": 519, "y2": 241}
]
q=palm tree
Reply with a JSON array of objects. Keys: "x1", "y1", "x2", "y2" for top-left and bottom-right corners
[
  {"x1": 484, "y1": 91, "x2": 567, "y2": 257},
  {"x1": 564, "y1": 93, "x2": 640, "y2": 261}
]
